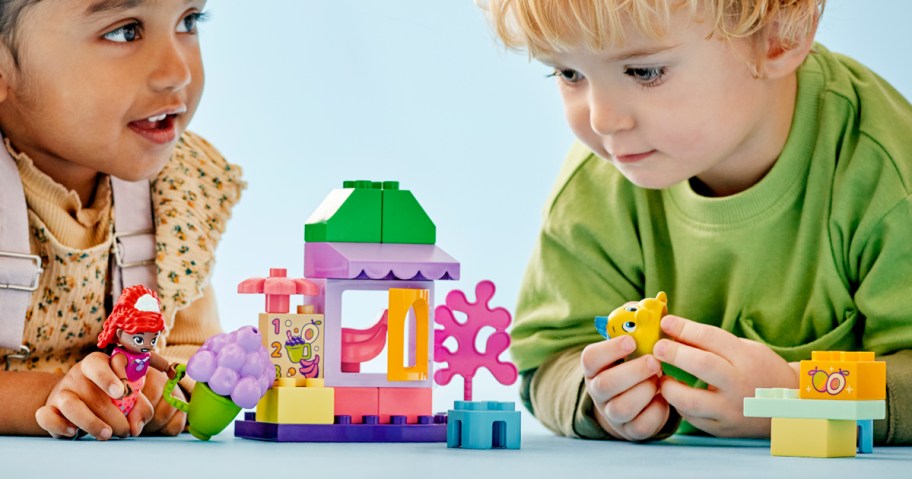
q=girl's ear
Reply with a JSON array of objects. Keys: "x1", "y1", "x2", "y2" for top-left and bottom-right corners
[{"x1": 0, "y1": 48, "x2": 12, "y2": 103}]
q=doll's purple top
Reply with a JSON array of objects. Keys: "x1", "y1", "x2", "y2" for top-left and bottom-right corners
[{"x1": 112, "y1": 347, "x2": 152, "y2": 382}]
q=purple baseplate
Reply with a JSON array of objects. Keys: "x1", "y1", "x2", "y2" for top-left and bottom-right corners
[{"x1": 234, "y1": 413, "x2": 449, "y2": 442}]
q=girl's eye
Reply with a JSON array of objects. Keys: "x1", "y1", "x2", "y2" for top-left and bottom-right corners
[
  {"x1": 151, "y1": 336, "x2": 158, "y2": 346},
  {"x1": 177, "y1": 11, "x2": 209, "y2": 34},
  {"x1": 132, "y1": 336, "x2": 144, "y2": 345},
  {"x1": 547, "y1": 68, "x2": 585, "y2": 84},
  {"x1": 104, "y1": 23, "x2": 141, "y2": 43},
  {"x1": 624, "y1": 66, "x2": 668, "y2": 88}
]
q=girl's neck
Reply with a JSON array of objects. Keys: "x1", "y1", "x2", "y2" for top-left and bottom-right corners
[{"x1": 14, "y1": 142, "x2": 103, "y2": 207}]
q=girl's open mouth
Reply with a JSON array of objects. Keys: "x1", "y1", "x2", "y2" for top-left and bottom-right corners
[{"x1": 128, "y1": 113, "x2": 177, "y2": 145}]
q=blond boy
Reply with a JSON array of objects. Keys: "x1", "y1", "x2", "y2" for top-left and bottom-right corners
[{"x1": 487, "y1": 0, "x2": 912, "y2": 443}]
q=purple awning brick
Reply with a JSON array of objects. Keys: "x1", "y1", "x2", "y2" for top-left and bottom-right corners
[{"x1": 304, "y1": 242, "x2": 460, "y2": 280}]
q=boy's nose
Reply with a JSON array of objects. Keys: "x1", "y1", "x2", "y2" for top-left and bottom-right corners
[
  {"x1": 148, "y1": 39, "x2": 194, "y2": 92},
  {"x1": 588, "y1": 89, "x2": 634, "y2": 136}
]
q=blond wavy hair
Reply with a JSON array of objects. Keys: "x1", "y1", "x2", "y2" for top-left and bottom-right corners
[{"x1": 483, "y1": 0, "x2": 824, "y2": 58}]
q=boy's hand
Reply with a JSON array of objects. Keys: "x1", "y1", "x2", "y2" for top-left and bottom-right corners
[
  {"x1": 139, "y1": 367, "x2": 187, "y2": 436},
  {"x1": 34, "y1": 352, "x2": 154, "y2": 440},
  {"x1": 581, "y1": 335, "x2": 671, "y2": 441},
  {"x1": 654, "y1": 315, "x2": 799, "y2": 438}
]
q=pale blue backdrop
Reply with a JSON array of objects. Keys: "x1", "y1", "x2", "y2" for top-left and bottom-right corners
[{"x1": 192, "y1": 1, "x2": 909, "y2": 425}]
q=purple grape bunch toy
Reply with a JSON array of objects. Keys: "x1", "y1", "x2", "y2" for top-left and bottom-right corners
[{"x1": 164, "y1": 326, "x2": 274, "y2": 440}]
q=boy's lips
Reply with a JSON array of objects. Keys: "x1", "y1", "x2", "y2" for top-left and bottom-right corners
[
  {"x1": 613, "y1": 150, "x2": 656, "y2": 164},
  {"x1": 128, "y1": 114, "x2": 178, "y2": 145}
]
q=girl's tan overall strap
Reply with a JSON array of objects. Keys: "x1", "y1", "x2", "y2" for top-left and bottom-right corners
[
  {"x1": 0, "y1": 132, "x2": 156, "y2": 363},
  {"x1": 0, "y1": 134, "x2": 42, "y2": 357}
]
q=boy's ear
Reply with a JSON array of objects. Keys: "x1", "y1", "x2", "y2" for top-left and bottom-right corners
[{"x1": 759, "y1": 18, "x2": 819, "y2": 81}]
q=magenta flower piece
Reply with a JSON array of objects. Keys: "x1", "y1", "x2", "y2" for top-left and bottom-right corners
[{"x1": 433, "y1": 280, "x2": 518, "y2": 401}]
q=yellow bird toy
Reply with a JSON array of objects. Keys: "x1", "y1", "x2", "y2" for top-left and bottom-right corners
[{"x1": 594, "y1": 292, "x2": 668, "y2": 358}]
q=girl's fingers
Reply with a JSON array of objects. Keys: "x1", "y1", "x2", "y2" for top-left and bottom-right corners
[
  {"x1": 34, "y1": 405, "x2": 78, "y2": 439},
  {"x1": 127, "y1": 393, "x2": 155, "y2": 437},
  {"x1": 52, "y1": 390, "x2": 115, "y2": 440},
  {"x1": 158, "y1": 408, "x2": 187, "y2": 436},
  {"x1": 80, "y1": 352, "x2": 125, "y2": 399}
]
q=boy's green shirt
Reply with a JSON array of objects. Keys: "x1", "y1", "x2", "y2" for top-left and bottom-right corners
[{"x1": 512, "y1": 45, "x2": 912, "y2": 443}]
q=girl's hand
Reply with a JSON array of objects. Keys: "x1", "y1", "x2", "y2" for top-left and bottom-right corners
[
  {"x1": 139, "y1": 367, "x2": 187, "y2": 436},
  {"x1": 654, "y1": 315, "x2": 799, "y2": 438},
  {"x1": 34, "y1": 352, "x2": 154, "y2": 439},
  {"x1": 581, "y1": 335, "x2": 671, "y2": 441}
]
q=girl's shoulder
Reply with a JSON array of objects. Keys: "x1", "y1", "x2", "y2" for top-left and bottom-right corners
[{"x1": 152, "y1": 131, "x2": 246, "y2": 318}]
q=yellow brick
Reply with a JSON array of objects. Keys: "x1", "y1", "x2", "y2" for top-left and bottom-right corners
[
  {"x1": 771, "y1": 418, "x2": 856, "y2": 458},
  {"x1": 256, "y1": 385, "x2": 334, "y2": 424}
]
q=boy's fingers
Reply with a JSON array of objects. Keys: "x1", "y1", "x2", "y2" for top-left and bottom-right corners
[
  {"x1": 35, "y1": 406, "x2": 78, "y2": 438},
  {"x1": 581, "y1": 336, "x2": 636, "y2": 378},
  {"x1": 659, "y1": 376, "x2": 720, "y2": 421},
  {"x1": 652, "y1": 338, "x2": 732, "y2": 388},
  {"x1": 659, "y1": 315, "x2": 740, "y2": 359},
  {"x1": 601, "y1": 374, "x2": 658, "y2": 424},
  {"x1": 587, "y1": 354, "x2": 661, "y2": 405},
  {"x1": 80, "y1": 353, "x2": 126, "y2": 399},
  {"x1": 53, "y1": 390, "x2": 114, "y2": 440},
  {"x1": 618, "y1": 394, "x2": 669, "y2": 441}
]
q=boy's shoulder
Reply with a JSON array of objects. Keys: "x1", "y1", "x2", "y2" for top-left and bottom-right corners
[
  {"x1": 808, "y1": 45, "x2": 912, "y2": 192},
  {"x1": 542, "y1": 141, "x2": 640, "y2": 220}
]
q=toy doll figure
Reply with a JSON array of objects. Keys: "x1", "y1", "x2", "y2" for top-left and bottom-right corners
[{"x1": 97, "y1": 285, "x2": 170, "y2": 415}]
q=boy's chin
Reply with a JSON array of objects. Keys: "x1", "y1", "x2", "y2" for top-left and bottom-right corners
[{"x1": 620, "y1": 173, "x2": 681, "y2": 191}]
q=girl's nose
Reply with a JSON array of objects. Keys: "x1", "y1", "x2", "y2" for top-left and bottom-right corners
[{"x1": 149, "y1": 39, "x2": 193, "y2": 92}]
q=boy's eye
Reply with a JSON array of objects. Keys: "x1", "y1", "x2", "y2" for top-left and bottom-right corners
[
  {"x1": 104, "y1": 23, "x2": 141, "y2": 43},
  {"x1": 547, "y1": 68, "x2": 584, "y2": 84},
  {"x1": 178, "y1": 11, "x2": 209, "y2": 34},
  {"x1": 132, "y1": 336, "x2": 144, "y2": 345},
  {"x1": 624, "y1": 66, "x2": 667, "y2": 87}
]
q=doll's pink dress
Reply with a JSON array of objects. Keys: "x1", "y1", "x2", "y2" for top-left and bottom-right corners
[{"x1": 110, "y1": 347, "x2": 151, "y2": 414}]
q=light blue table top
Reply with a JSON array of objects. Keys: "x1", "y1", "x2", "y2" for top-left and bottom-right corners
[{"x1": 2, "y1": 425, "x2": 911, "y2": 479}]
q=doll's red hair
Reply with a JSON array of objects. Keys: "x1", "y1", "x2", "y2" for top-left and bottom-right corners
[{"x1": 97, "y1": 285, "x2": 165, "y2": 349}]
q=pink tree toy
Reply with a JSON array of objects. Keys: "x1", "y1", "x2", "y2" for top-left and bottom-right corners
[
  {"x1": 237, "y1": 268, "x2": 319, "y2": 313},
  {"x1": 433, "y1": 280, "x2": 518, "y2": 401}
]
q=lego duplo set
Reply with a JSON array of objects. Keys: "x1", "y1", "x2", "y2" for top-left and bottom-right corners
[
  {"x1": 227, "y1": 180, "x2": 520, "y2": 448},
  {"x1": 744, "y1": 351, "x2": 886, "y2": 458}
]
